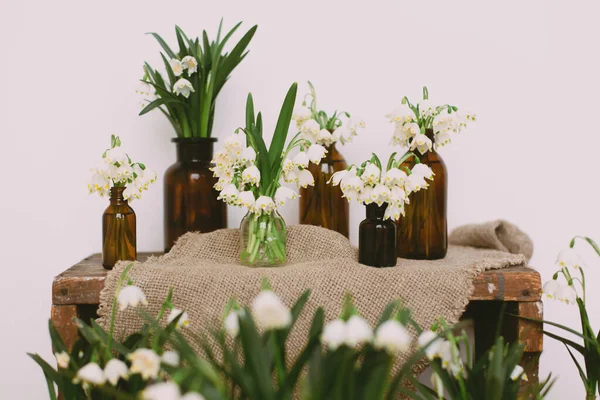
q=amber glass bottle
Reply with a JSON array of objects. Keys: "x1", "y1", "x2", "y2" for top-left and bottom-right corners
[
  {"x1": 164, "y1": 138, "x2": 227, "y2": 252},
  {"x1": 359, "y1": 203, "x2": 397, "y2": 267},
  {"x1": 300, "y1": 142, "x2": 349, "y2": 238},
  {"x1": 397, "y1": 129, "x2": 448, "y2": 260},
  {"x1": 102, "y1": 187, "x2": 136, "y2": 269}
]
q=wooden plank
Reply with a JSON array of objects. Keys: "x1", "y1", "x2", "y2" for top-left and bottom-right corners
[
  {"x1": 51, "y1": 305, "x2": 78, "y2": 352},
  {"x1": 53, "y1": 254, "x2": 541, "y2": 305}
]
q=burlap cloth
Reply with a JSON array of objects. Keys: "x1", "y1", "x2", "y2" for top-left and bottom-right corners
[{"x1": 97, "y1": 220, "x2": 532, "y2": 382}]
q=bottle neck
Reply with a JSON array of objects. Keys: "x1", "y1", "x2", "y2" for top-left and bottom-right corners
[
  {"x1": 109, "y1": 187, "x2": 127, "y2": 205},
  {"x1": 175, "y1": 139, "x2": 215, "y2": 162},
  {"x1": 366, "y1": 203, "x2": 388, "y2": 220}
]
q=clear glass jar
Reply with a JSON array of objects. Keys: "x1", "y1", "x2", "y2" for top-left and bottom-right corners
[
  {"x1": 240, "y1": 211, "x2": 287, "y2": 267},
  {"x1": 102, "y1": 187, "x2": 136, "y2": 269}
]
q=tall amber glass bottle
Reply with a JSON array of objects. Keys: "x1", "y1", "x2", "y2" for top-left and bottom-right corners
[
  {"x1": 102, "y1": 187, "x2": 136, "y2": 269},
  {"x1": 359, "y1": 203, "x2": 397, "y2": 267},
  {"x1": 164, "y1": 138, "x2": 227, "y2": 252},
  {"x1": 299, "y1": 142, "x2": 349, "y2": 238},
  {"x1": 397, "y1": 129, "x2": 448, "y2": 260}
]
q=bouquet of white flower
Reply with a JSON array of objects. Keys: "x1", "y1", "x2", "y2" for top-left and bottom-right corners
[
  {"x1": 88, "y1": 135, "x2": 157, "y2": 201},
  {"x1": 211, "y1": 83, "x2": 327, "y2": 266},
  {"x1": 329, "y1": 152, "x2": 433, "y2": 220},
  {"x1": 138, "y1": 21, "x2": 257, "y2": 138},
  {"x1": 386, "y1": 86, "x2": 476, "y2": 153},
  {"x1": 292, "y1": 81, "x2": 366, "y2": 146}
]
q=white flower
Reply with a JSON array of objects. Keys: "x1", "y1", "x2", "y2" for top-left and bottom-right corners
[
  {"x1": 383, "y1": 203, "x2": 404, "y2": 220},
  {"x1": 274, "y1": 187, "x2": 298, "y2": 206},
  {"x1": 321, "y1": 319, "x2": 347, "y2": 350},
  {"x1": 347, "y1": 118, "x2": 366, "y2": 136},
  {"x1": 117, "y1": 285, "x2": 148, "y2": 311},
  {"x1": 168, "y1": 308, "x2": 190, "y2": 328},
  {"x1": 142, "y1": 381, "x2": 181, "y2": 400},
  {"x1": 293, "y1": 152, "x2": 310, "y2": 168},
  {"x1": 374, "y1": 320, "x2": 411, "y2": 355},
  {"x1": 542, "y1": 280, "x2": 559, "y2": 300},
  {"x1": 161, "y1": 350, "x2": 180, "y2": 367},
  {"x1": 439, "y1": 340, "x2": 463, "y2": 377},
  {"x1": 417, "y1": 330, "x2": 444, "y2": 361},
  {"x1": 411, "y1": 163, "x2": 434, "y2": 181},
  {"x1": 218, "y1": 183, "x2": 240, "y2": 202},
  {"x1": 510, "y1": 365, "x2": 528, "y2": 381},
  {"x1": 555, "y1": 284, "x2": 577, "y2": 305},
  {"x1": 240, "y1": 147, "x2": 256, "y2": 164},
  {"x1": 251, "y1": 290, "x2": 292, "y2": 331},
  {"x1": 411, "y1": 133, "x2": 433, "y2": 155},
  {"x1": 556, "y1": 248, "x2": 584, "y2": 270},
  {"x1": 169, "y1": 58, "x2": 184, "y2": 77},
  {"x1": 104, "y1": 359, "x2": 128, "y2": 386},
  {"x1": 173, "y1": 78, "x2": 195, "y2": 98},
  {"x1": 329, "y1": 169, "x2": 351, "y2": 186},
  {"x1": 238, "y1": 191, "x2": 256, "y2": 208},
  {"x1": 390, "y1": 186, "x2": 408, "y2": 205},
  {"x1": 371, "y1": 184, "x2": 391, "y2": 206},
  {"x1": 224, "y1": 310, "x2": 240, "y2": 338},
  {"x1": 345, "y1": 316, "x2": 373, "y2": 347},
  {"x1": 136, "y1": 81, "x2": 153, "y2": 97},
  {"x1": 105, "y1": 146, "x2": 129, "y2": 165},
  {"x1": 435, "y1": 131, "x2": 452, "y2": 147},
  {"x1": 361, "y1": 163, "x2": 380, "y2": 185},
  {"x1": 361, "y1": 186, "x2": 374, "y2": 204},
  {"x1": 128, "y1": 348, "x2": 161, "y2": 380},
  {"x1": 242, "y1": 165, "x2": 261, "y2": 186},
  {"x1": 181, "y1": 56, "x2": 198, "y2": 74},
  {"x1": 293, "y1": 106, "x2": 312, "y2": 127},
  {"x1": 418, "y1": 100, "x2": 435, "y2": 118},
  {"x1": 296, "y1": 169, "x2": 315, "y2": 188},
  {"x1": 75, "y1": 362, "x2": 106, "y2": 385},
  {"x1": 333, "y1": 126, "x2": 351, "y2": 143},
  {"x1": 383, "y1": 168, "x2": 407, "y2": 186},
  {"x1": 88, "y1": 172, "x2": 110, "y2": 195},
  {"x1": 386, "y1": 105, "x2": 414, "y2": 123},
  {"x1": 405, "y1": 173, "x2": 428, "y2": 193},
  {"x1": 341, "y1": 175, "x2": 364, "y2": 193},
  {"x1": 54, "y1": 351, "x2": 70, "y2": 369},
  {"x1": 224, "y1": 134, "x2": 245, "y2": 153},
  {"x1": 300, "y1": 119, "x2": 320, "y2": 140},
  {"x1": 282, "y1": 158, "x2": 295, "y2": 173},
  {"x1": 182, "y1": 393, "x2": 206, "y2": 400},
  {"x1": 307, "y1": 144, "x2": 328, "y2": 163},
  {"x1": 317, "y1": 129, "x2": 333, "y2": 146},
  {"x1": 253, "y1": 196, "x2": 276, "y2": 215}
]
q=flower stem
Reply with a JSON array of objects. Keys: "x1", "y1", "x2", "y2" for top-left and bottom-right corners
[{"x1": 107, "y1": 263, "x2": 134, "y2": 358}]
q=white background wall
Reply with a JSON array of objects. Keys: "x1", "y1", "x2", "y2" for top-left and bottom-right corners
[{"x1": 1, "y1": 0, "x2": 598, "y2": 398}]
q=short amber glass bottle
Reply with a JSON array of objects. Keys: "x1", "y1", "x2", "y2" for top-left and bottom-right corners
[
  {"x1": 397, "y1": 129, "x2": 448, "y2": 260},
  {"x1": 359, "y1": 203, "x2": 397, "y2": 267},
  {"x1": 164, "y1": 138, "x2": 227, "y2": 252},
  {"x1": 300, "y1": 142, "x2": 349, "y2": 238},
  {"x1": 102, "y1": 187, "x2": 136, "y2": 269}
]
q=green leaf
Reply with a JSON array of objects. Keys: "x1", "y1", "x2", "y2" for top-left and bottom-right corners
[
  {"x1": 565, "y1": 343, "x2": 590, "y2": 386},
  {"x1": 28, "y1": 353, "x2": 60, "y2": 400},
  {"x1": 48, "y1": 320, "x2": 67, "y2": 354},
  {"x1": 161, "y1": 53, "x2": 177, "y2": 88},
  {"x1": 215, "y1": 25, "x2": 257, "y2": 93},
  {"x1": 175, "y1": 26, "x2": 188, "y2": 57},
  {"x1": 268, "y1": 83, "x2": 298, "y2": 171},
  {"x1": 571, "y1": 236, "x2": 600, "y2": 257},
  {"x1": 139, "y1": 97, "x2": 185, "y2": 116},
  {"x1": 543, "y1": 330, "x2": 586, "y2": 354},
  {"x1": 245, "y1": 93, "x2": 255, "y2": 133},
  {"x1": 377, "y1": 300, "x2": 400, "y2": 327},
  {"x1": 147, "y1": 32, "x2": 177, "y2": 59}
]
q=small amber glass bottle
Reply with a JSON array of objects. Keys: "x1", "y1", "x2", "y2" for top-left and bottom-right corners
[
  {"x1": 359, "y1": 203, "x2": 397, "y2": 267},
  {"x1": 396, "y1": 128, "x2": 448, "y2": 260},
  {"x1": 300, "y1": 142, "x2": 349, "y2": 238},
  {"x1": 102, "y1": 187, "x2": 136, "y2": 269}
]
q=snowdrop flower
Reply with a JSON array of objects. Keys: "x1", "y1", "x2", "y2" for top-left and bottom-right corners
[
  {"x1": 142, "y1": 381, "x2": 181, "y2": 400},
  {"x1": 307, "y1": 144, "x2": 328, "y2": 163},
  {"x1": 321, "y1": 319, "x2": 347, "y2": 350},
  {"x1": 411, "y1": 133, "x2": 433, "y2": 155},
  {"x1": 105, "y1": 146, "x2": 129, "y2": 165},
  {"x1": 224, "y1": 310, "x2": 240, "y2": 338},
  {"x1": 405, "y1": 173, "x2": 428, "y2": 194},
  {"x1": 383, "y1": 168, "x2": 407, "y2": 186},
  {"x1": 343, "y1": 188, "x2": 361, "y2": 202},
  {"x1": 169, "y1": 58, "x2": 184, "y2": 77},
  {"x1": 374, "y1": 320, "x2": 411, "y2": 355},
  {"x1": 542, "y1": 280, "x2": 559, "y2": 300},
  {"x1": 345, "y1": 316, "x2": 373, "y2": 347},
  {"x1": 418, "y1": 100, "x2": 435, "y2": 118},
  {"x1": 224, "y1": 134, "x2": 245, "y2": 153},
  {"x1": 242, "y1": 165, "x2": 261, "y2": 186},
  {"x1": 417, "y1": 330, "x2": 444, "y2": 361},
  {"x1": 218, "y1": 184, "x2": 239, "y2": 202},
  {"x1": 75, "y1": 362, "x2": 106, "y2": 385},
  {"x1": 274, "y1": 187, "x2": 298, "y2": 206},
  {"x1": 161, "y1": 350, "x2": 180, "y2": 367},
  {"x1": 439, "y1": 341, "x2": 463, "y2": 377},
  {"x1": 251, "y1": 290, "x2": 292, "y2": 330},
  {"x1": 181, "y1": 393, "x2": 206, "y2": 400},
  {"x1": 136, "y1": 81, "x2": 153, "y2": 97},
  {"x1": 361, "y1": 163, "x2": 380, "y2": 185},
  {"x1": 292, "y1": 106, "x2": 311, "y2": 127},
  {"x1": 181, "y1": 56, "x2": 198, "y2": 74},
  {"x1": 300, "y1": 119, "x2": 320, "y2": 140},
  {"x1": 104, "y1": 359, "x2": 128, "y2": 386},
  {"x1": 240, "y1": 147, "x2": 256, "y2": 165},
  {"x1": 384, "y1": 203, "x2": 404, "y2": 221},
  {"x1": 347, "y1": 118, "x2": 366, "y2": 136},
  {"x1": 293, "y1": 152, "x2": 310, "y2": 168},
  {"x1": 556, "y1": 248, "x2": 584, "y2": 270},
  {"x1": 117, "y1": 285, "x2": 148, "y2": 311},
  {"x1": 361, "y1": 186, "x2": 374, "y2": 204},
  {"x1": 296, "y1": 169, "x2": 315, "y2": 188},
  {"x1": 435, "y1": 131, "x2": 452, "y2": 147},
  {"x1": 333, "y1": 126, "x2": 351, "y2": 143},
  {"x1": 282, "y1": 158, "x2": 295, "y2": 173},
  {"x1": 386, "y1": 105, "x2": 414, "y2": 123},
  {"x1": 238, "y1": 191, "x2": 256, "y2": 208},
  {"x1": 168, "y1": 308, "x2": 190, "y2": 328},
  {"x1": 173, "y1": 78, "x2": 195, "y2": 98},
  {"x1": 372, "y1": 184, "x2": 391, "y2": 206},
  {"x1": 317, "y1": 129, "x2": 333, "y2": 145},
  {"x1": 54, "y1": 351, "x2": 70, "y2": 369},
  {"x1": 329, "y1": 169, "x2": 351, "y2": 186},
  {"x1": 341, "y1": 175, "x2": 364, "y2": 193},
  {"x1": 128, "y1": 348, "x2": 161, "y2": 380},
  {"x1": 390, "y1": 186, "x2": 408, "y2": 205},
  {"x1": 411, "y1": 163, "x2": 434, "y2": 181},
  {"x1": 555, "y1": 284, "x2": 577, "y2": 305},
  {"x1": 254, "y1": 196, "x2": 276, "y2": 215},
  {"x1": 88, "y1": 173, "x2": 109, "y2": 195},
  {"x1": 510, "y1": 365, "x2": 528, "y2": 381}
]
